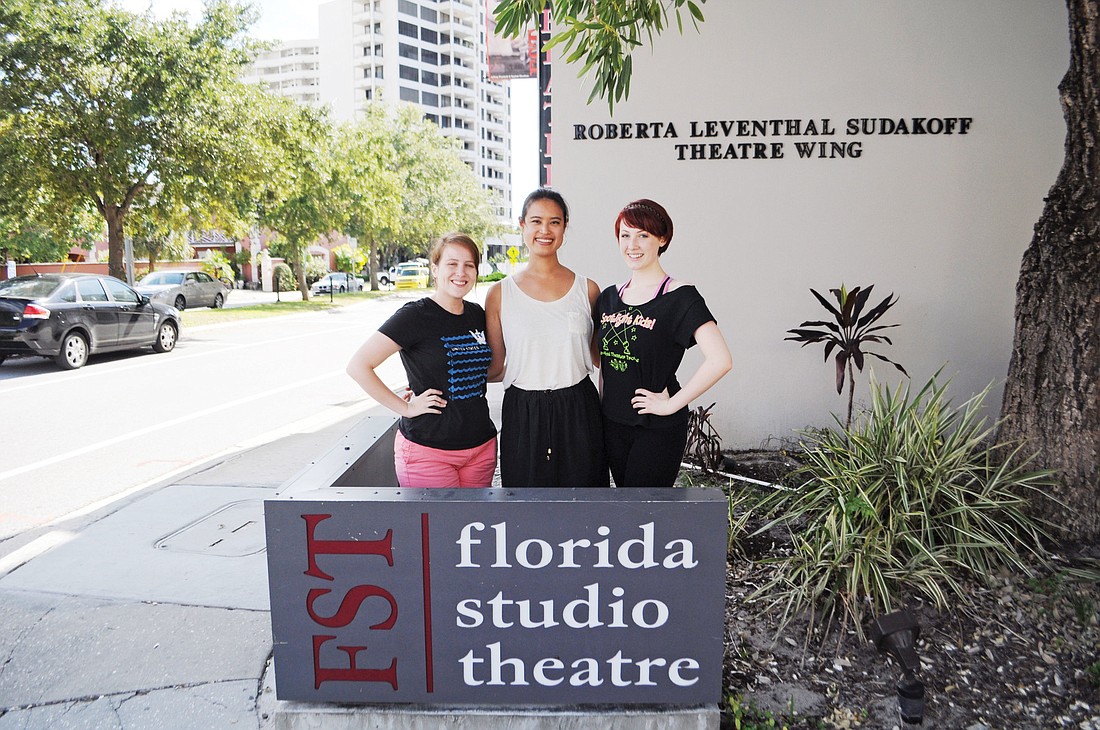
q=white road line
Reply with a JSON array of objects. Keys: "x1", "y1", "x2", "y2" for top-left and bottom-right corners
[
  {"x1": 0, "y1": 354, "x2": 409, "y2": 485},
  {"x1": 0, "y1": 316, "x2": 382, "y2": 396},
  {"x1": 0, "y1": 369, "x2": 345, "y2": 484}
]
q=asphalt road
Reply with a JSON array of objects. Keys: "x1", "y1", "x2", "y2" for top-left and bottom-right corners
[{"x1": 0, "y1": 293, "x2": 418, "y2": 543}]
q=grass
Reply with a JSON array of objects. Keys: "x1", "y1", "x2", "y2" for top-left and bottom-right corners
[{"x1": 180, "y1": 289, "x2": 393, "y2": 328}]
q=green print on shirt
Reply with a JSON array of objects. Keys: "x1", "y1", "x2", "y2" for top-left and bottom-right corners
[{"x1": 600, "y1": 308, "x2": 657, "y2": 372}]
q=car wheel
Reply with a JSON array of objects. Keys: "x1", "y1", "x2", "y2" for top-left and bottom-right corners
[
  {"x1": 153, "y1": 321, "x2": 178, "y2": 353},
  {"x1": 379, "y1": 276, "x2": 390, "y2": 287},
  {"x1": 55, "y1": 332, "x2": 89, "y2": 370},
  {"x1": 174, "y1": 294, "x2": 186, "y2": 310},
  {"x1": 213, "y1": 292, "x2": 224, "y2": 309},
  {"x1": 338, "y1": 285, "x2": 346, "y2": 293}
]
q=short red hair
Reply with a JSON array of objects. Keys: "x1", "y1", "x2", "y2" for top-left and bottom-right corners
[{"x1": 614, "y1": 199, "x2": 674, "y2": 254}]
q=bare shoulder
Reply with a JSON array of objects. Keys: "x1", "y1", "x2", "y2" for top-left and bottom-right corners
[
  {"x1": 585, "y1": 276, "x2": 601, "y2": 304},
  {"x1": 485, "y1": 279, "x2": 503, "y2": 310},
  {"x1": 666, "y1": 278, "x2": 693, "y2": 292}
]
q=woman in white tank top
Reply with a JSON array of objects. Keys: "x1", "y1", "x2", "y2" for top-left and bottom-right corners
[{"x1": 486, "y1": 188, "x2": 609, "y2": 487}]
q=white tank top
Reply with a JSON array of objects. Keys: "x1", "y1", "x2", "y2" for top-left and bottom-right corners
[{"x1": 500, "y1": 273, "x2": 595, "y2": 390}]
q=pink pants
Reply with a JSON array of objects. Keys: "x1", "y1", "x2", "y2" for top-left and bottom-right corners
[{"x1": 394, "y1": 431, "x2": 497, "y2": 488}]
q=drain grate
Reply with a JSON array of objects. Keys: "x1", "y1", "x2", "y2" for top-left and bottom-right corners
[{"x1": 155, "y1": 500, "x2": 267, "y2": 556}]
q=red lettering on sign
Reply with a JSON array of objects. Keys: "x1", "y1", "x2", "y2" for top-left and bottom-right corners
[
  {"x1": 306, "y1": 586, "x2": 398, "y2": 630},
  {"x1": 302, "y1": 513, "x2": 394, "y2": 580},
  {"x1": 312, "y1": 635, "x2": 399, "y2": 690},
  {"x1": 421, "y1": 513, "x2": 434, "y2": 692}
]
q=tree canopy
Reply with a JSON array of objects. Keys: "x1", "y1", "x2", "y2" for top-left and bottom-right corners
[
  {"x1": 336, "y1": 105, "x2": 498, "y2": 290},
  {"x1": 0, "y1": 0, "x2": 268, "y2": 280},
  {"x1": 253, "y1": 100, "x2": 344, "y2": 299}
]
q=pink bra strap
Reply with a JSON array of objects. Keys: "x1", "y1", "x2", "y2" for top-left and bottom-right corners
[{"x1": 619, "y1": 275, "x2": 672, "y2": 299}]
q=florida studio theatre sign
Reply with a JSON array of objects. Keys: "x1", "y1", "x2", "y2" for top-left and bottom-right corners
[{"x1": 265, "y1": 488, "x2": 728, "y2": 705}]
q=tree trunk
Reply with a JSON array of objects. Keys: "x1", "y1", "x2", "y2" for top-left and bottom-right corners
[
  {"x1": 146, "y1": 243, "x2": 160, "y2": 274},
  {"x1": 369, "y1": 236, "x2": 381, "y2": 291},
  {"x1": 296, "y1": 248, "x2": 310, "y2": 301},
  {"x1": 999, "y1": 0, "x2": 1100, "y2": 542},
  {"x1": 104, "y1": 205, "x2": 126, "y2": 281}
]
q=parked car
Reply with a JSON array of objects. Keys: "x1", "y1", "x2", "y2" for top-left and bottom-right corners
[
  {"x1": 311, "y1": 272, "x2": 364, "y2": 294},
  {"x1": 0, "y1": 274, "x2": 181, "y2": 370},
  {"x1": 134, "y1": 269, "x2": 228, "y2": 310},
  {"x1": 374, "y1": 266, "x2": 397, "y2": 287},
  {"x1": 394, "y1": 260, "x2": 431, "y2": 290}
]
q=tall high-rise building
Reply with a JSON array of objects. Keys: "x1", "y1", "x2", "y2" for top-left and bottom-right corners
[{"x1": 245, "y1": 0, "x2": 512, "y2": 222}]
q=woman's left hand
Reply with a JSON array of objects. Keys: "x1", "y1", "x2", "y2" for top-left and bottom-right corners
[{"x1": 632, "y1": 388, "x2": 675, "y2": 416}]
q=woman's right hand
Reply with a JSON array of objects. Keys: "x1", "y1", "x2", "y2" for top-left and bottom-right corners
[{"x1": 405, "y1": 388, "x2": 447, "y2": 416}]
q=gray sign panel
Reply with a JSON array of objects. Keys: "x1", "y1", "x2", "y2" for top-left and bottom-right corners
[{"x1": 266, "y1": 488, "x2": 727, "y2": 705}]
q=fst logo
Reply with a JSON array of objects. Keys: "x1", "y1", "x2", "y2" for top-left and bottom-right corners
[
  {"x1": 301, "y1": 514, "x2": 401, "y2": 691},
  {"x1": 266, "y1": 488, "x2": 727, "y2": 706}
]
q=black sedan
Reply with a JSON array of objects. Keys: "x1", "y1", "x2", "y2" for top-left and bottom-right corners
[{"x1": 0, "y1": 274, "x2": 181, "y2": 370}]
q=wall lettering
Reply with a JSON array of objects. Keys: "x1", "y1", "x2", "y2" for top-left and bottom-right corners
[{"x1": 570, "y1": 116, "x2": 974, "y2": 160}]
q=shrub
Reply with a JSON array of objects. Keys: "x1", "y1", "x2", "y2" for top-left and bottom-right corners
[
  {"x1": 747, "y1": 373, "x2": 1055, "y2": 639},
  {"x1": 304, "y1": 257, "x2": 328, "y2": 286},
  {"x1": 332, "y1": 243, "x2": 367, "y2": 275},
  {"x1": 273, "y1": 262, "x2": 295, "y2": 292},
  {"x1": 201, "y1": 251, "x2": 235, "y2": 283}
]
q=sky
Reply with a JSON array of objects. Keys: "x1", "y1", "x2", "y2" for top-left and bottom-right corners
[{"x1": 113, "y1": 0, "x2": 538, "y2": 219}]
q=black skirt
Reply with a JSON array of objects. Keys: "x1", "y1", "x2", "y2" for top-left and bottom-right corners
[{"x1": 500, "y1": 377, "x2": 609, "y2": 487}]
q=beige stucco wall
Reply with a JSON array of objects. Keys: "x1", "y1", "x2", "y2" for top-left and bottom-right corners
[{"x1": 549, "y1": 1, "x2": 1070, "y2": 447}]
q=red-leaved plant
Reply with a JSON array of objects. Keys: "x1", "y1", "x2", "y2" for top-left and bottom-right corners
[{"x1": 786, "y1": 284, "x2": 909, "y2": 431}]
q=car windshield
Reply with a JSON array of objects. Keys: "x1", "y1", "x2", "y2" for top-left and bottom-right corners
[
  {"x1": 0, "y1": 277, "x2": 62, "y2": 298},
  {"x1": 140, "y1": 272, "x2": 185, "y2": 286},
  {"x1": 397, "y1": 265, "x2": 422, "y2": 275}
]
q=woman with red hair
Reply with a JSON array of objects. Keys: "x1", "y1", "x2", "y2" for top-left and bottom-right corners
[{"x1": 596, "y1": 199, "x2": 732, "y2": 487}]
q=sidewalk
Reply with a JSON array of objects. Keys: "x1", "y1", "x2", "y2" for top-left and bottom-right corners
[{"x1": 0, "y1": 379, "x2": 504, "y2": 729}]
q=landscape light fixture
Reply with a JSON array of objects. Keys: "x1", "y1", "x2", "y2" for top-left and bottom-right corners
[{"x1": 871, "y1": 609, "x2": 925, "y2": 725}]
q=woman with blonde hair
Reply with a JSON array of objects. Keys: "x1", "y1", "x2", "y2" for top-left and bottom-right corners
[{"x1": 347, "y1": 233, "x2": 496, "y2": 487}]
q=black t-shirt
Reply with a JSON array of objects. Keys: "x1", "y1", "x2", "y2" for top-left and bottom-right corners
[
  {"x1": 596, "y1": 284, "x2": 716, "y2": 428},
  {"x1": 378, "y1": 298, "x2": 496, "y2": 450}
]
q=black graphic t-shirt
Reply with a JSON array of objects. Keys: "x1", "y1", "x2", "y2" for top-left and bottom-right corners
[
  {"x1": 379, "y1": 298, "x2": 496, "y2": 450},
  {"x1": 596, "y1": 285, "x2": 716, "y2": 429}
]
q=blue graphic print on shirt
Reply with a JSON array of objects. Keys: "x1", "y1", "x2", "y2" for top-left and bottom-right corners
[{"x1": 442, "y1": 329, "x2": 491, "y2": 400}]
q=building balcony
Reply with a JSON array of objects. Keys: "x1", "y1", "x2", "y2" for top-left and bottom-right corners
[
  {"x1": 439, "y1": 0, "x2": 475, "y2": 20},
  {"x1": 351, "y1": 6, "x2": 383, "y2": 24},
  {"x1": 444, "y1": 15, "x2": 476, "y2": 33},
  {"x1": 442, "y1": 125, "x2": 476, "y2": 142}
]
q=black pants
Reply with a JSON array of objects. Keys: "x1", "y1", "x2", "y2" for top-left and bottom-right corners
[
  {"x1": 603, "y1": 417, "x2": 688, "y2": 488},
  {"x1": 500, "y1": 378, "x2": 609, "y2": 487}
]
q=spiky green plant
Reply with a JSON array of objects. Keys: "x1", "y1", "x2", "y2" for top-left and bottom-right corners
[{"x1": 748, "y1": 373, "x2": 1056, "y2": 640}]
